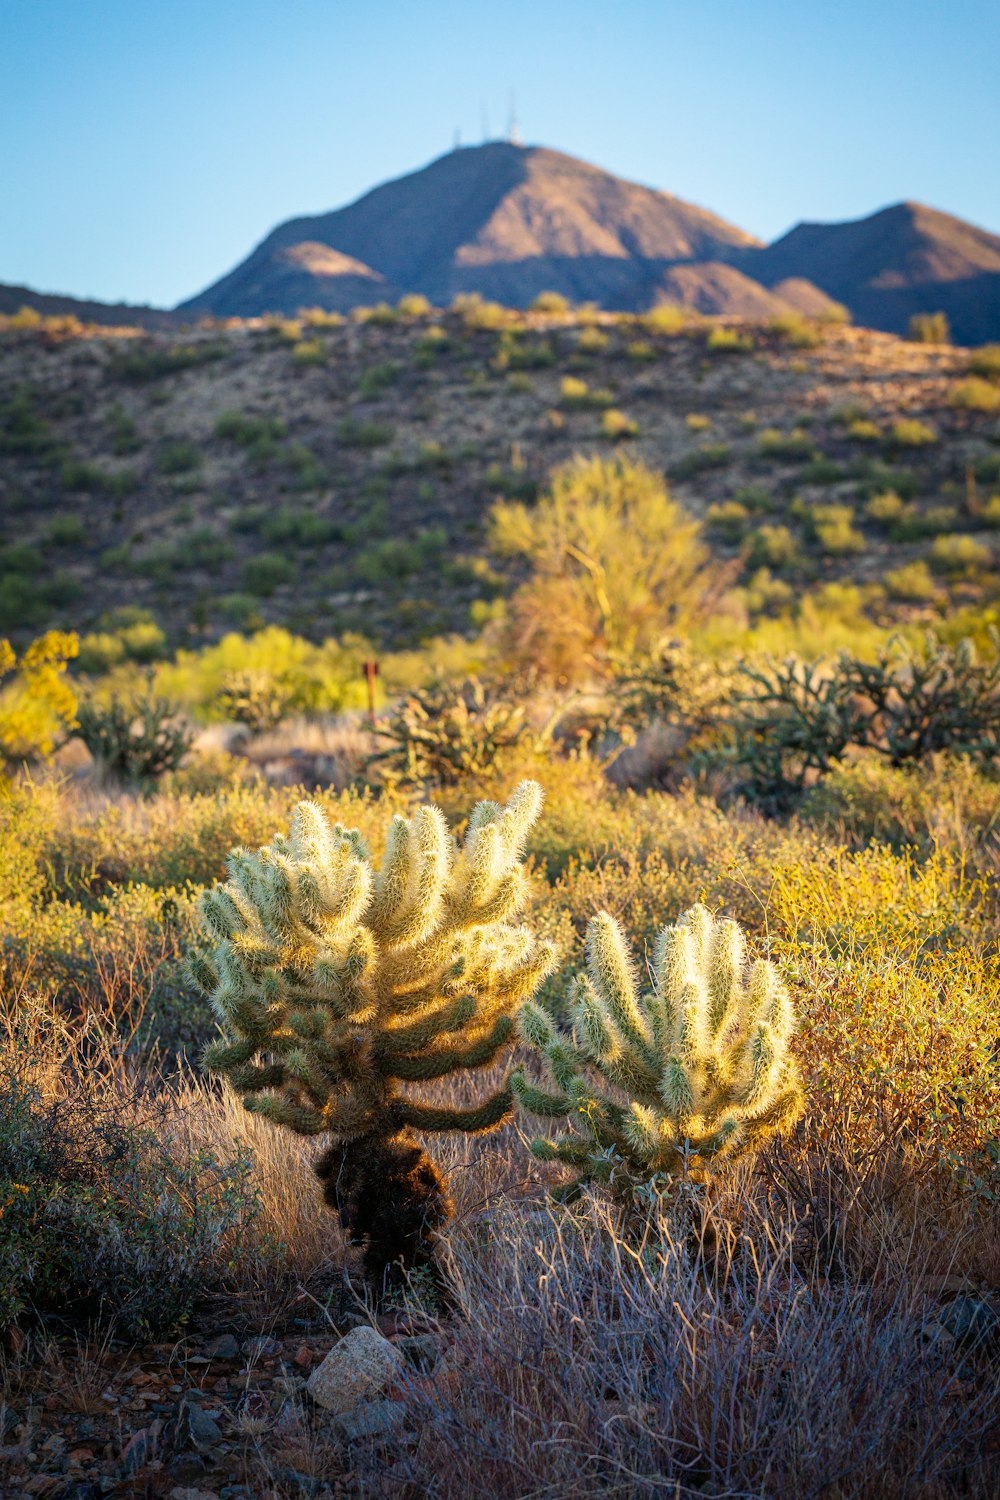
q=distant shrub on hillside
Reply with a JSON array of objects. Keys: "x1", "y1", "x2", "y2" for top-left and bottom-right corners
[
  {"x1": 531, "y1": 290, "x2": 570, "y2": 314},
  {"x1": 968, "y1": 344, "x2": 1000, "y2": 380},
  {"x1": 908, "y1": 311, "x2": 950, "y2": 344},
  {"x1": 706, "y1": 326, "x2": 753, "y2": 353},
  {"x1": 948, "y1": 377, "x2": 1000, "y2": 413}
]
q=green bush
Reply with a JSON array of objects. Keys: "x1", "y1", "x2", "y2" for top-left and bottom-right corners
[
  {"x1": 883, "y1": 559, "x2": 938, "y2": 602},
  {"x1": 705, "y1": 500, "x2": 750, "y2": 542},
  {"x1": 243, "y1": 552, "x2": 297, "y2": 595},
  {"x1": 968, "y1": 345, "x2": 1000, "y2": 380},
  {"x1": 108, "y1": 341, "x2": 225, "y2": 382},
  {"x1": 531, "y1": 291, "x2": 570, "y2": 314},
  {"x1": 336, "y1": 417, "x2": 392, "y2": 448},
  {"x1": 358, "y1": 362, "x2": 399, "y2": 399},
  {"x1": 600, "y1": 408, "x2": 639, "y2": 441},
  {"x1": 757, "y1": 428, "x2": 813, "y2": 461},
  {"x1": 887, "y1": 418, "x2": 937, "y2": 448},
  {"x1": 948, "y1": 378, "x2": 1000, "y2": 413},
  {"x1": 929, "y1": 534, "x2": 993, "y2": 578},
  {"x1": 908, "y1": 312, "x2": 950, "y2": 344},
  {"x1": 743, "y1": 524, "x2": 801, "y2": 573},
  {"x1": 0, "y1": 1011, "x2": 258, "y2": 1334},
  {"x1": 291, "y1": 338, "x2": 326, "y2": 366},
  {"x1": 156, "y1": 439, "x2": 202, "y2": 475},
  {"x1": 706, "y1": 327, "x2": 753, "y2": 354},
  {"x1": 671, "y1": 444, "x2": 730, "y2": 478},
  {"x1": 76, "y1": 689, "x2": 193, "y2": 786},
  {"x1": 809, "y1": 504, "x2": 866, "y2": 555}
]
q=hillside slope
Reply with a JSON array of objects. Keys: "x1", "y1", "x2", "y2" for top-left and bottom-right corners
[{"x1": 741, "y1": 202, "x2": 1000, "y2": 343}]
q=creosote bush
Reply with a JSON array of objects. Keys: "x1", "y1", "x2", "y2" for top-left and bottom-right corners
[
  {"x1": 512, "y1": 903, "x2": 804, "y2": 1196},
  {"x1": 195, "y1": 783, "x2": 556, "y2": 1282}
]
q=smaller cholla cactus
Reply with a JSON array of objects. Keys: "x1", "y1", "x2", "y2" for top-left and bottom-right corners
[
  {"x1": 194, "y1": 782, "x2": 556, "y2": 1280},
  {"x1": 511, "y1": 903, "x2": 804, "y2": 1195}
]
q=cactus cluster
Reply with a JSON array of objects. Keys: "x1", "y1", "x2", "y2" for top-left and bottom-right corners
[
  {"x1": 512, "y1": 903, "x2": 804, "y2": 1195},
  {"x1": 194, "y1": 781, "x2": 556, "y2": 1278}
]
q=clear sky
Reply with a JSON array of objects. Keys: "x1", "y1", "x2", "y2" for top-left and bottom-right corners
[{"x1": 2, "y1": 0, "x2": 997, "y2": 309}]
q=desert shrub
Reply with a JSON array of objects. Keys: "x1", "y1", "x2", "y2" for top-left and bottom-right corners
[
  {"x1": 290, "y1": 337, "x2": 326, "y2": 365},
  {"x1": 490, "y1": 455, "x2": 715, "y2": 678},
  {"x1": 0, "y1": 631, "x2": 78, "y2": 766},
  {"x1": 685, "y1": 413, "x2": 711, "y2": 432},
  {"x1": 847, "y1": 417, "x2": 882, "y2": 442},
  {"x1": 514, "y1": 903, "x2": 804, "y2": 1196},
  {"x1": 0, "y1": 1004, "x2": 258, "y2": 1333},
  {"x1": 671, "y1": 443, "x2": 730, "y2": 478},
  {"x1": 576, "y1": 325, "x2": 609, "y2": 352},
  {"x1": 769, "y1": 312, "x2": 820, "y2": 348},
  {"x1": 257, "y1": 505, "x2": 337, "y2": 546},
  {"x1": 866, "y1": 490, "x2": 905, "y2": 526},
  {"x1": 77, "y1": 609, "x2": 166, "y2": 674},
  {"x1": 452, "y1": 293, "x2": 510, "y2": 330},
  {"x1": 353, "y1": 300, "x2": 397, "y2": 326},
  {"x1": 883, "y1": 559, "x2": 938, "y2": 602},
  {"x1": 0, "y1": 390, "x2": 58, "y2": 456},
  {"x1": 800, "y1": 457, "x2": 846, "y2": 484},
  {"x1": 357, "y1": 361, "x2": 399, "y2": 398},
  {"x1": 559, "y1": 376, "x2": 612, "y2": 410},
  {"x1": 600, "y1": 408, "x2": 638, "y2": 440},
  {"x1": 968, "y1": 344, "x2": 1000, "y2": 379},
  {"x1": 809, "y1": 503, "x2": 866, "y2": 555},
  {"x1": 45, "y1": 512, "x2": 87, "y2": 547},
  {"x1": 370, "y1": 677, "x2": 531, "y2": 787},
  {"x1": 705, "y1": 500, "x2": 750, "y2": 542},
  {"x1": 195, "y1": 785, "x2": 555, "y2": 1281},
  {"x1": 642, "y1": 304, "x2": 688, "y2": 335},
  {"x1": 397, "y1": 293, "x2": 432, "y2": 318},
  {"x1": 336, "y1": 416, "x2": 391, "y2": 448},
  {"x1": 215, "y1": 668, "x2": 299, "y2": 733},
  {"x1": 301, "y1": 306, "x2": 344, "y2": 328},
  {"x1": 242, "y1": 551, "x2": 296, "y2": 595},
  {"x1": 706, "y1": 326, "x2": 753, "y2": 353},
  {"x1": 156, "y1": 438, "x2": 201, "y2": 475},
  {"x1": 609, "y1": 641, "x2": 736, "y2": 763},
  {"x1": 495, "y1": 331, "x2": 556, "y2": 370},
  {"x1": 743, "y1": 523, "x2": 801, "y2": 573},
  {"x1": 744, "y1": 567, "x2": 795, "y2": 618},
  {"x1": 907, "y1": 311, "x2": 950, "y2": 344},
  {"x1": 107, "y1": 341, "x2": 226, "y2": 382},
  {"x1": 215, "y1": 409, "x2": 286, "y2": 447},
  {"x1": 949, "y1": 377, "x2": 1000, "y2": 413},
  {"x1": 625, "y1": 339, "x2": 656, "y2": 362},
  {"x1": 757, "y1": 427, "x2": 813, "y2": 461},
  {"x1": 155, "y1": 626, "x2": 371, "y2": 720},
  {"x1": 982, "y1": 495, "x2": 1000, "y2": 528},
  {"x1": 799, "y1": 751, "x2": 1000, "y2": 853},
  {"x1": 929, "y1": 533, "x2": 993, "y2": 578},
  {"x1": 888, "y1": 417, "x2": 937, "y2": 448},
  {"x1": 717, "y1": 632, "x2": 1000, "y2": 808},
  {"x1": 76, "y1": 688, "x2": 193, "y2": 786},
  {"x1": 531, "y1": 291, "x2": 570, "y2": 314}
]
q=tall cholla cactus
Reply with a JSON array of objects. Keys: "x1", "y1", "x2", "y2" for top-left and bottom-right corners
[
  {"x1": 511, "y1": 903, "x2": 804, "y2": 1194},
  {"x1": 193, "y1": 781, "x2": 556, "y2": 1278}
]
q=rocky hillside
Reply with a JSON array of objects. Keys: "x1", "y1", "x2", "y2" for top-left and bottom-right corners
[{"x1": 2, "y1": 303, "x2": 998, "y2": 657}]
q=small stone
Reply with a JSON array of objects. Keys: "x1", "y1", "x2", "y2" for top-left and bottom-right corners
[
  {"x1": 243, "y1": 1334, "x2": 280, "y2": 1360},
  {"x1": 122, "y1": 1427, "x2": 156, "y2": 1474},
  {"x1": 396, "y1": 1334, "x2": 441, "y2": 1373},
  {"x1": 180, "y1": 1402, "x2": 223, "y2": 1451},
  {"x1": 306, "y1": 1327, "x2": 405, "y2": 1416},
  {"x1": 167, "y1": 1453, "x2": 209, "y2": 1484},
  {"x1": 331, "y1": 1399, "x2": 409, "y2": 1444},
  {"x1": 278, "y1": 1468, "x2": 322, "y2": 1495},
  {"x1": 203, "y1": 1335, "x2": 239, "y2": 1361},
  {"x1": 937, "y1": 1294, "x2": 999, "y2": 1350},
  {"x1": 292, "y1": 1345, "x2": 314, "y2": 1369}
]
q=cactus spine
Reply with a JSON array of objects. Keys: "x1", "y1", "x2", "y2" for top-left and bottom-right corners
[
  {"x1": 512, "y1": 903, "x2": 804, "y2": 1194},
  {"x1": 195, "y1": 781, "x2": 556, "y2": 1279}
]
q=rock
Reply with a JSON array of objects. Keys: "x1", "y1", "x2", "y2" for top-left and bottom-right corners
[
  {"x1": 396, "y1": 1334, "x2": 441, "y2": 1372},
  {"x1": 180, "y1": 1402, "x2": 224, "y2": 1452},
  {"x1": 937, "y1": 1295, "x2": 999, "y2": 1350},
  {"x1": 0, "y1": 1407, "x2": 21, "y2": 1442},
  {"x1": 204, "y1": 1334, "x2": 240, "y2": 1361},
  {"x1": 306, "y1": 1326, "x2": 405, "y2": 1415},
  {"x1": 169, "y1": 1490, "x2": 220, "y2": 1500},
  {"x1": 331, "y1": 1399, "x2": 410, "y2": 1444},
  {"x1": 122, "y1": 1427, "x2": 157, "y2": 1474},
  {"x1": 167, "y1": 1454, "x2": 209, "y2": 1484},
  {"x1": 243, "y1": 1334, "x2": 280, "y2": 1360}
]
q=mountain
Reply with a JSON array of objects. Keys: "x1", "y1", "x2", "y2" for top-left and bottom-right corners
[
  {"x1": 0, "y1": 281, "x2": 177, "y2": 331},
  {"x1": 738, "y1": 201, "x2": 1000, "y2": 344},
  {"x1": 179, "y1": 142, "x2": 830, "y2": 319}
]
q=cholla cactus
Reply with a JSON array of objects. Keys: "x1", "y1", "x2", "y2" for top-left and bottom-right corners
[
  {"x1": 194, "y1": 781, "x2": 556, "y2": 1279},
  {"x1": 511, "y1": 903, "x2": 804, "y2": 1195}
]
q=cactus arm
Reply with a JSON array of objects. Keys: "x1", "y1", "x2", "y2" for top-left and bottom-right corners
[{"x1": 393, "y1": 1092, "x2": 514, "y2": 1134}]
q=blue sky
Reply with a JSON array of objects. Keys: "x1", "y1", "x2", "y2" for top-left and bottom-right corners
[{"x1": 2, "y1": 0, "x2": 997, "y2": 309}]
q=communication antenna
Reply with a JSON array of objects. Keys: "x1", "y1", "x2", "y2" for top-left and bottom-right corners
[{"x1": 507, "y1": 91, "x2": 522, "y2": 146}]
